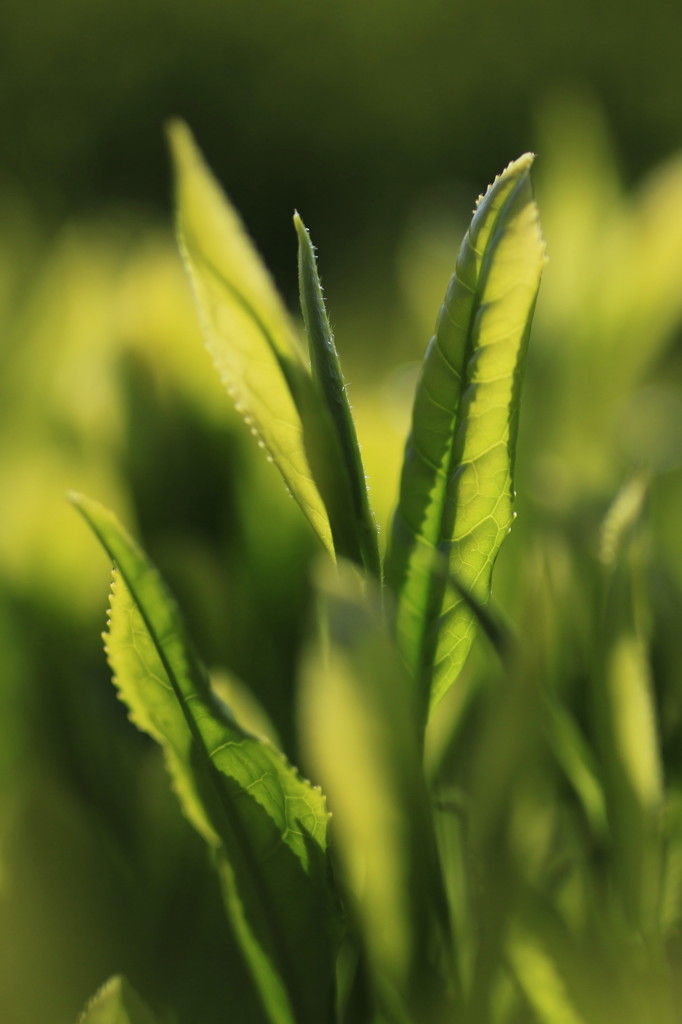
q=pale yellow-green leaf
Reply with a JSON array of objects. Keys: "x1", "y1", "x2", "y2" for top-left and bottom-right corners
[
  {"x1": 299, "y1": 561, "x2": 459, "y2": 1021},
  {"x1": 168, "y1": 120, "x2": 333, "y2": 555}
]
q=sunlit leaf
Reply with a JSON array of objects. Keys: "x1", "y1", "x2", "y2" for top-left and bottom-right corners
[
  {"x1": 72, "y1": 493, "x2": 340, "y2": 1024},
  {"x1": 386, "y1": 154, "x2": 545, "y2": 716},
  {"x1": 294, "y1": 213, "x2": 380, "y2": 578},
  {"x1": 168, "y1": 120, "x2": 334, "y2": 556},
  {"x1": 299, "y1": 561, "x2": 460, "y2": 1023}
]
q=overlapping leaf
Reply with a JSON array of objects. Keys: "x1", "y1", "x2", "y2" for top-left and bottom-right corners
[
  {"x1": 169, "y1": 121, "x2": 374, "y2": 570},
  {"x1": 168, "y1": 120, "x2": 332, "y2": 555},
  {"x1": 71, "y1": 493, "x2": 339, "y2": 1024},
  {"x1": 386, "y1": 154, "x2": 546, "y2": 716}
]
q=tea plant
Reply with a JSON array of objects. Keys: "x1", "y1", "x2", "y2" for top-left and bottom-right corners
[{"x1": 72, "y1": 124, "x2": 673, "y2": 1023}]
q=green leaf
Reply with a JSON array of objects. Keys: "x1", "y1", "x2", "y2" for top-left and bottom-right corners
[
  {"x1": 507, "y1": 925, "x2": 587, "y2": 1024},
  {"x1": 167, "y1": 120, "x2": 334, "y2": 557},
  {"x1": 294, "y1": 212, "x2": 380, "y2": 578},
  {"x1": 71, "y1": 493, "x2": 340, "y2": 1024},
  {"x1": 77, "y1": 976, "x2": 158, "y2": 1024},
  {"x1": 386, "y1": 154, "x2": 545, "y2": 716},
  {"x1": 541, "y1": 693, "x2": 607, "y2": 839},
  {"x1": 598, "y1": 628, "x2": 664, "y2": 935},
  {"x1": 298, "y1": 561, "x2": 460, "y2": 1023},
  {"x1": 596, "y1": 479, "x2": 664, "y2": 938}
]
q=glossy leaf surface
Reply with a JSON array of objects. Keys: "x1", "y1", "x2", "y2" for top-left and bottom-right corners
[{"x1": 295, "y1": 213, "x2": 380, "y2": 578}]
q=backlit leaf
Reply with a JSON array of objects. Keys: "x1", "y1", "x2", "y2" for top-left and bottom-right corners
[
  {"x1": 295, "y1": 212, "x2": 380, "y2": 578},
  {"x1": 168, "y1": 120, "x2": 333, "y2": 556},
  {"x1": 386, "y1": 154, "x2": 545, "y2": 716},
  {"x1": 299, "y1": 561, "x2": 460, "y2": 1023},
  {"x1": 72, "y1": 492, "x2": 340, "y2": 1024}
]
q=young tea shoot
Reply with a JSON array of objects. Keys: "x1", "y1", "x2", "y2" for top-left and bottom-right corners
[{"x1": 75, "y1": 123, "x2": 548, "y2": 1024}]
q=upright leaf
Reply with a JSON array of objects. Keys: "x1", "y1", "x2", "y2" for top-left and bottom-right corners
[
  {"x1": 77, "y1": 976, "x2": 158, "y2": 1024},
  {"x1": 386, "y1": 154, "x2": 545, "y2": 715},
  {"x1": 596, "y1": 477, "x2": 664, "y2": 939},
  {"x1": 168, "y1": 120, "x2": 333, "y2": 555},
  {"x1": 299, "y1": 562, "x2": 460, "y2": 1023},
  {"x1": 294, "y1": 212, "x2": 380, "y2": 578},
  {"x1": 71, "y1": 493, "x2": 340, "y2": 1024},
  {"x1": 507, "y1": 925, "x2": 587, "y2": 1024}
]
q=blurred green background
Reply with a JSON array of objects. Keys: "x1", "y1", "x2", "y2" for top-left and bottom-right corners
[{"x1": 2, "y1": 2, "x2": 682, "y2": 1022}]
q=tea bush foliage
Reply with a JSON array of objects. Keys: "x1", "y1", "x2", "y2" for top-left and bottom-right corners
[{"x1": 1, "y1": 104, "x2": 682, "y2": 1023}]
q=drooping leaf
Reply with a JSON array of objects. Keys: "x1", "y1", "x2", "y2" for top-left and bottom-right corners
[
  {"x1": 167, "y1": 120, "x2": 333, "y2": 556},
  {"x1": 77, "y1": 976, "x2": 158, "y2": 1024},
  {"x1": 386, "y1": 154, "x2": 546, "y2": 716},
  {"x1": 71, "y1": 493, "x2": 340, "y2": 1024},
  {"x1": 294, "y1": 212, "x2": 380, "y2": 578},
  {"x1": 298, "y1": 561, "x2": 461, "y2": 1023}
]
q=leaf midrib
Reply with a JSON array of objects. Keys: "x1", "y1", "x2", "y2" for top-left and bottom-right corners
[
  {"x1": 416, "y1": 171, "x2": 531, "y2": 699},
  {"x1": 86, "y1": 514, "x2": 318, "y2": 1024}
]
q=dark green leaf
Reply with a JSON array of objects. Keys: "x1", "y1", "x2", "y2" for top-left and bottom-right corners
[
  {"x1": 168, "y1": 120, "x2": 334, "y2": 557},
  {"x1": 294, "y1": 212, "x2": 380, "y2": 578}
]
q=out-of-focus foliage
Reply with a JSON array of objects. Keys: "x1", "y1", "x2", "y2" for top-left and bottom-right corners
[
  {"x1": 387, "y1": 153, "x2": 545, "y2": 715},
  {"x1": 78, "y1": 976, "x2": 158, "y2": 1024},
  {"x1": 3, "y1": 0, "x2": 681, "y2": 283},
  {"x1": 2, "y1": 91, "x2": 682, "y2": 1023},
  {"x1": 0, "y1": 209, "x2": 315, "y2": 1024}
]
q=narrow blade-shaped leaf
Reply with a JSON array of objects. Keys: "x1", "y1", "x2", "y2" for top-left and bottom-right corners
[
  {"x1": 386, "y1": 154, "x2": 546, "y2": 715},
  {"x1": 596, "y1": 478, "x2": 664, "y2": 937},
  {"x1": 294, "y1": 212, "x2": 380, "y2": 578},
  {"x1": 299, "y1": 562, "x2": 461, "y2": 1023},
  {"x1": 507, "y1": 924, "x2": 587, "y2": 1024},
  {"x1": 77, "y1": 976, "x2": 158, "y2": 1024},
  {"x1": 71, "y1": 493, "x2": 340, "y2": 1024},
  {"x1": 168, "y1": 120, "x2": 333, "y2": 555},
  {"x1": 597, "y1": 627, "x2": 664, "y2": 936}
]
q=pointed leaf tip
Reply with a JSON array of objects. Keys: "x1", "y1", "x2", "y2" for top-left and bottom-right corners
[
  {"x1": 166, "y1": 117, "x2": 196, "y2": 167},
  {"x1": 168, "y1": 120, "x2": 338, "y2": 557},
  {"x1": 387, "y1": 152, "x2": 545, "y2": 716},
  {"x1": 295, "y1": 214, "x2": 381, "y2": 575}
]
